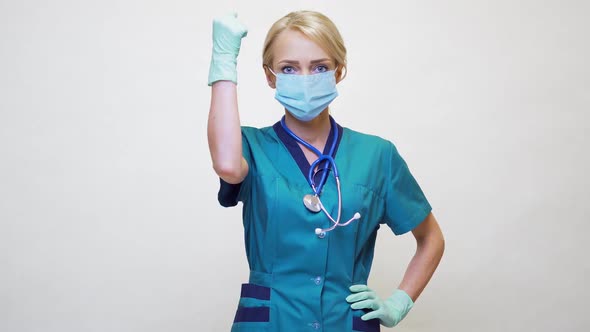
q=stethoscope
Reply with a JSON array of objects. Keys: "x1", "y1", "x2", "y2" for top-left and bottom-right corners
[{"x1": 280, "y1": 116, "x2": 361, "y2": 237}]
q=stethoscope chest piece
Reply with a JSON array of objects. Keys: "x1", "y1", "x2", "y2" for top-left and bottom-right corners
[{"x1": 303, "y1": 194, "x2": 321, "y2": 213}]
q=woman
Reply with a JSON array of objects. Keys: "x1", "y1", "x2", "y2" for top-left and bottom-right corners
[{"x1": 207, "y1": 10, "x2": 444, "y2": 331}]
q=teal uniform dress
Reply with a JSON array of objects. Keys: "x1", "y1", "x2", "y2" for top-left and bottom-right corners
[{"x1": 218, "y1": 117, "x2": 432, "y2": 332}]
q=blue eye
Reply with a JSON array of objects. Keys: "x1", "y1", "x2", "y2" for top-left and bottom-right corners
[
  {"x1": 281, "y1": 66, "x2": 296, "y2": 74},
  {"x1": 313, "y1": 65, "x2": 328, "y2": 74}
]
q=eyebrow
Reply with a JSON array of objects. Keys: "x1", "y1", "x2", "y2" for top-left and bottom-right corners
[{"x1": 278, "y1": 58, "x2": 332, "y2": 65}]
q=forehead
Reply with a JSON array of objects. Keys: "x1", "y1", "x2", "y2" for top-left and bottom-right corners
[{"x1": 271, "y1": 29, "x2": 331, "y2": 64}]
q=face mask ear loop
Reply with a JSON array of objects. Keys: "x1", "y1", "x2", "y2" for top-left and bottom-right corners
[{"x1": 265, "y1": 65, "x2": 277, "y2": 77}]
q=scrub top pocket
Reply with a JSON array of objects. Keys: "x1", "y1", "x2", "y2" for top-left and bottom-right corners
[
  {"x1": 231, "y1": 283, "x2": 271, "y2": 332},
  {"x1": 352, "y1": 310, "x2": 381, "y2": 332}
]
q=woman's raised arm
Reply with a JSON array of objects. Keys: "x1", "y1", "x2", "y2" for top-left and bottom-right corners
[{"x1": 206, "y1": 13, "x2": 249, "y2": 184}]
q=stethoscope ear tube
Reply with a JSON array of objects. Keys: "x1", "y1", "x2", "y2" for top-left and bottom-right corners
[
  {"x1": 313, "y1": 177, "x2": 361, "y2": 235},
  {"x1": 315, "y1": 213, "x2": 361, "y2": 235}
]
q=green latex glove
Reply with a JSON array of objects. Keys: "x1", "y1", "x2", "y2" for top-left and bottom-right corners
[
  {"x1": 208, "y1": 12, "x2": 248, "y2": 86},
  {"x1": 346, "y1": 285, "x2": 414, "y2": 328}
]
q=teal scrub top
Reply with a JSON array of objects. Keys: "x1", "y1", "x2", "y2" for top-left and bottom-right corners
[{"x1": 218, "y1": 117, "x2": 432, "y2": 332}]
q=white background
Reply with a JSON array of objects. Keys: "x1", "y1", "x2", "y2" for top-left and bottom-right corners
[{"x1": 1, "y1": 0, "x2": 589, "y2": 331}]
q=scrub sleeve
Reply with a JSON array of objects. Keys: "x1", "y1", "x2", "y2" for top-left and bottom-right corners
[{"x1": 384, "y1": 143, "x2": 432, "y2": 235}]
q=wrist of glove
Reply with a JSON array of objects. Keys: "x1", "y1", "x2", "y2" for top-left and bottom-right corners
[
  {"x1": 208, "y1": 13, "x2": 248, "y2": 86},
  {"x1": 346, "y1": 285, "x2": 414, "y2": 328},
  {"x1": 208, "y1": 54, "x2": 238, "y2": 86}
]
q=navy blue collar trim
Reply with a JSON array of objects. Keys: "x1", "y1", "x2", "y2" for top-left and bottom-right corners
[{"x1": 272, "y1": 116, "x2": 344, "y2": 187}]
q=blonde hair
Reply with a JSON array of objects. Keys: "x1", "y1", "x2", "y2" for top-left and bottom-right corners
[{"x1": 262, "y1": 10, "x2": 347, "y2": 80}]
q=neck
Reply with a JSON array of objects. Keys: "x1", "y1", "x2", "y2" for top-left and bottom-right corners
[{"x1": 284, "y1": 109, "x2": 332, "y2": 145}]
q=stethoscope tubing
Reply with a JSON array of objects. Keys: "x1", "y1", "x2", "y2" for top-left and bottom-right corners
[
  {"x1": 280, "y1": 116, "x2": 361, "y2": 235},
  {"x1": 280, "y1": 116, "x2": 339, "y2": 194}
]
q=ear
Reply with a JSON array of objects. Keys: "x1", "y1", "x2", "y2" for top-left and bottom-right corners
[
  {"x1": 335, "y1": 64, "x2": 346, "y2": 84},
  {"x1": 263, "y1": 65, "x2": 276, "y2": 89}
]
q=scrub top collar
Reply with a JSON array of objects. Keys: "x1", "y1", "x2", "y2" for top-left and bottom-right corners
[{"x1": 272, "y1": 115, "x2": 344, "y2": 189}]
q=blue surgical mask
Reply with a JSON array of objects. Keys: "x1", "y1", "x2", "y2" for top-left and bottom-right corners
[{"x1": 268, "y1": 68, "x2": 339, "y2": 122}]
